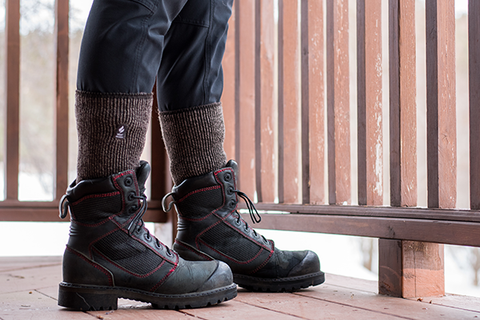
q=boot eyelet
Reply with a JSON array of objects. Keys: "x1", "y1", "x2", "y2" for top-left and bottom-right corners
[
  {"x1": 144, "y1": 233, "x2": 151, "y2": 241},
  {"x1": 226, "y1": 186, "x2": 234, "y2": 195},
  {"x1": 127, "y1": 192, "x2": 136, "y2": 201},
  {"x1": 129, "y1": 205, "x2": 138, "y2": 213},
  {"x1": 124, "y1": 176, "x2": 133, "y2": 186},
  {"x1": 229, "y1": 199, "x2": 236, "y2": 208},
  {"x1": 224, "y1": 172, "x2": 232, "y2": 181}
]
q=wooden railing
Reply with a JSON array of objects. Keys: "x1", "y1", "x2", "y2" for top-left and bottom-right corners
[{"x1": 2, "y1": 0, "x2": 480, "y2": 298}]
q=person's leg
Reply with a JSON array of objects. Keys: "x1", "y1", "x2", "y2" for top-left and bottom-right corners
[
  {"x1": 157, "y1": 0, "x2": 231, "y2": 185},
  {"x1": 58, "y1": 0, "x2": 236, "y2": 311},
  {"x1": 157, "y1": 0, "x2": 325, "y2": 292}
]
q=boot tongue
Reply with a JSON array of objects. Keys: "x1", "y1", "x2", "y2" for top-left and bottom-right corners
[
  {"x1": 225, "y1": 159, "x2": 239, "y2": 177},
  {"x1": 136, "y1": 161, "x2": 151, "y2": 194}
]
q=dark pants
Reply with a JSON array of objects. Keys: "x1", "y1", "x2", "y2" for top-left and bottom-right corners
[{"x1": 76, "y1": 0, "x2": 233, "y2": 111}]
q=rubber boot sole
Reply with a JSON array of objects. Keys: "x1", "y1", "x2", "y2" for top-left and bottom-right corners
[
  {"x1": 233, "y1": 271, "x2": 325, "y2": 292},
  {"x1": 58, "y1": 282, "x2": 237, "y2": 310}
]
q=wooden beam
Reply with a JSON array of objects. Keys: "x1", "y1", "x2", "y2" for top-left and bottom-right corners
[
  {"x1": 304, "y1": 0, "x2": 325, "y2": 205},
  {"x1": 256, "y1": 0, "x2": 276, "y2": 203},
  {"x1": 469, "y1": 1, "x2": 480, "y2": 210},
  {"x1": 237, "y1": 0, "x2": 256, "y2": 196},
  {"x1": 240, "y1": 212, "x2": 480, "y2": 248},
  {"x1": 357, "y1": 0, "x2": 383, "y2": 206},
  {"x1": 327, "y1": 0, "x2": 350, "y2": 205},
  {"x1": 5, "y1": 0, "x2": 20, "y2": 201},
  {"x1": 55, "y1": 0, "x2": 69, "y2": 200}
]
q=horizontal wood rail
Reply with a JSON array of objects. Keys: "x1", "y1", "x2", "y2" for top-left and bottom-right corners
[{"x1": 2, "y1": 0, "x2": 480, "y2": 299}]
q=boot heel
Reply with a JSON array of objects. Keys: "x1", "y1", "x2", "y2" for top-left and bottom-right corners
[{"x1": 58, "y1": 283, "x2": 118, "y2": 311}]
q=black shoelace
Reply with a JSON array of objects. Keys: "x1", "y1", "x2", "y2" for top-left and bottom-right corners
[{"x1": 128, "y1": 194, "x2": 172, "y2": 255}]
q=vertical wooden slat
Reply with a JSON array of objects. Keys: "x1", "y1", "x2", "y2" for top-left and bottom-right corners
[
  {"x1": 389, "y1": 0, "x2": 416, "y2": 208},
  {"x1": 237, "y1": 0, "x2": 256, "y2": 196},
  {"x1": 257, "y1": 0, "x2": 276, "y2": 203},
  {"x1": 282, "y1": 0, "x2": 301, "y2": 204},
  {"x1": 389, "y1": 0, "x2": 401, "y2": 207},
  {"x1": 357, "y1": 0, "x2": 367, "y2": 206},
  {"x1": 55, "y1": 0, "x2": 69, "y2": 200},
  {"x1": 278, "y1": 0, "x2": 285, "y2": 203},
  {"x1": 469, "y1": 1, "x2": 480, "y2": 210},
  {"x1": 5, "y1": 0, "x2": 20, "y2": 201},
  {"x1": 327, "y1": 0, "x2": 350, "y2": 205},
  {"x1": 301, "y1": 0, "x2": 310, "y2": 204},
  {"x1": 358, "y1": 0, "x2": 383, "y2": 206},
  {"x1": 305, "y1": 0, "x2": 325, "y2": 205},
  {"x1": 426, "y1": 0, "x2": 456, "y2": 209},
  {"x1": 222, "y1": 4, "x2": 236, "y2": 161}
]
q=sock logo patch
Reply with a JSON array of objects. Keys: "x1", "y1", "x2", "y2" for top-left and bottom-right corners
[{"x1": 116, "y1": 125, "x2": 126, "y2": 139}]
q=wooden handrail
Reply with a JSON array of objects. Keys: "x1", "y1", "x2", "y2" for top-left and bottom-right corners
[{"x1": 2, "y1": 0, "x2": 479, "y2": 299}]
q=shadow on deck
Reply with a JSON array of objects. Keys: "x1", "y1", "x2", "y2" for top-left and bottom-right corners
[{"x1": 1, "y1": 256, "x2": 479, "y2": 320}]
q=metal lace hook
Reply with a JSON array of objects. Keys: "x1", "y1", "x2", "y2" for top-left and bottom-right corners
[{"x1": 162, "y1": 192, "x2": 176, "y2": 212}]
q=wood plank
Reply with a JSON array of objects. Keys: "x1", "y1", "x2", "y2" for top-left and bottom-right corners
[
  {"x1": 240, "y1": 213, "x2": 480, "y2": 247},
  {"x1": 5, "y1": 0, "x2": 20, "y2": 201},
  {"x1": 0, "y1": 207, "x2": 167, "y2": 223},
  {"x1": 358, "y1": 0, "x2": 383, "y2": 206},
  {"x1": 379, "y1": 239, "x2": 403, "y2": 296},
  {"x1": 245, "y1": 202, "x2": 480, "y2": 223},
  {"x1": 237, "y1": 0, "x2": 256, "y2": 196},
  {"x1": 402, "y1": 241, "x2": 444, "y2": 298},
  {"x1": 389, "y1": 0, "x2": 417, "y2": 207},
  {"x1": 305, "y1": 0, "x2": 326, "y2": 205},
  {"x1": 0, "y1": 290, "x2": 93, "y2": 320},
  {"x1": 236, "y1": 290, "x2": 401, "y2": 320},
  {"x1": 54, "y1": 0, "x2": 69, "y2": 201},
  {"x1": 426, "y1": 0, "x2": 456, "y2": 209},
  {"x1": 0, "y1": 256, "x2": 61, "y2": 273},
  {"x1": 296, "y1": 280, "x2": 480, "y2": 320},
  {"x1": 256, "y1": 0, "x2": 276, "y2": 203},
  {"x1": 327, "y1": 0, "x2": 351, "y2": 205},
  {"x1": 281, "y1": 0, "x2": 301, "y2": 204},
  {"x1": 469, "y1": 1, "x2": 480, "y2": 210},
  {"x1": 222, "y1": 4, "x2": 236, "y2": 161},
  {"x1": 183, "y1": 299, "x2": 300, "y2": 319}
]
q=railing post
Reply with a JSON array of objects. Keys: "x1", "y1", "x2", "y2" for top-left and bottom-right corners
[{"x1": 380, "y1": 0, "x2": 451, "y2": 298}]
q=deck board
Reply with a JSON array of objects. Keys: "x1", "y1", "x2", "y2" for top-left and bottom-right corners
[{"x1": 1, "y1": 256, "x2": 479, "y2": 320}]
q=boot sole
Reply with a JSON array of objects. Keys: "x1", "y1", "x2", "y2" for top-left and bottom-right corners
[
  {"x1": 58, "y1": 282, "x2": 237, "y2": 310},
  {"x1": 233, "y1": 271, "x2": 325, "y2": 292}
]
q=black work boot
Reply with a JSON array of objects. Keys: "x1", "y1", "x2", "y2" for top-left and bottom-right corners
[
  {"x1": 58, "y1": 161, "x2": 236, "y2": 310},
  {"x1": 163, "y1": 160, "x2": 325, "y2": 292}
]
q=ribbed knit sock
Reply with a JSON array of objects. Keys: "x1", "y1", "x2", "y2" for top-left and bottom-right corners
[
  {"x1": 75, "y1": 91, "x2": 152, "y2": 182},
  {"x1": 158, "y1": 103, "x2": 227, "y2": 185}
]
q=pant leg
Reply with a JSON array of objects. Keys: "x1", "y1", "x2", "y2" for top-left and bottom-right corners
[
  {"x1": 77, "y1": 0, "x2": 188, "y2": 93},
  {"x1": 156, "y1": 0, "x2": 234, "y2": 111}
]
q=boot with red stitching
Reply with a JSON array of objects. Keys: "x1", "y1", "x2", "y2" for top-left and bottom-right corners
[
  {"x1": 58, "y1": 161, "x2": 236, "y2": 310},
  {"x1": 163, "y1": 160, "x2": 325, "y2": 292}
]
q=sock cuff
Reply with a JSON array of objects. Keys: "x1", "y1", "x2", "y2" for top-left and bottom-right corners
[
  {"x1": 76, "y1": 91, "x2": 152, "y2": 181},
  {"x1": 159, "y1": 102, "x2": 227, "y2": 184}
]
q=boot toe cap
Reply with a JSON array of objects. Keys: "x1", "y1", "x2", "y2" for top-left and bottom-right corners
[
  {"x1": 197, "y1": 261, "x2": 234, "y2": 292},
  {"x1": 287, "y1": 250, "x2": 321, "y2": 277}
]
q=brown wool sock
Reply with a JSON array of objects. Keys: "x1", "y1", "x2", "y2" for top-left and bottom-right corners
[
  {"x1": 158, "y1": 103, "x2": 227, "y2": 185},
  {"x1": 75, "y1": 91, "x2": 152, "y2": 182}
]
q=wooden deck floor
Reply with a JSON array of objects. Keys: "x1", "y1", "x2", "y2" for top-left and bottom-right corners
[{"x1": 1, "y1": 256, "x2": 480, "y2": 319}]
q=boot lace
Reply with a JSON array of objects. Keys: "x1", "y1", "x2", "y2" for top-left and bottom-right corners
[
  {"x1": 127, "y1": 194, "x2": 172, "y2": 255},
  {"x1": 232, "y1": 189, "x2": 267, "y2": 240}
]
